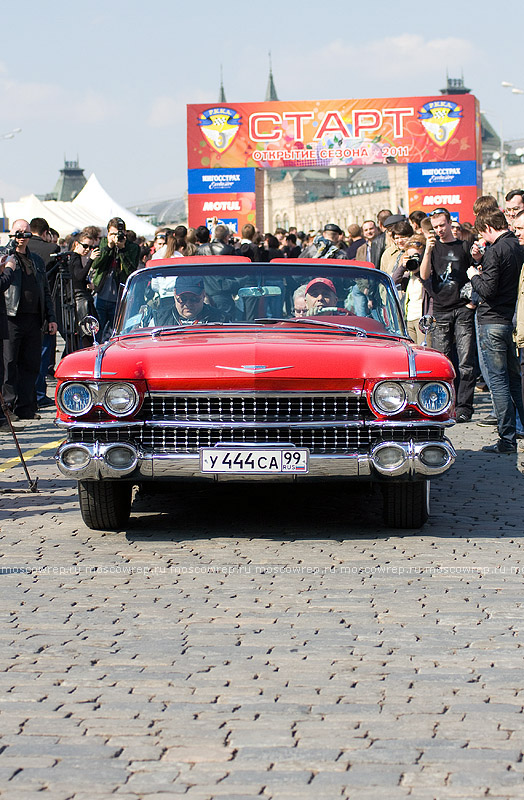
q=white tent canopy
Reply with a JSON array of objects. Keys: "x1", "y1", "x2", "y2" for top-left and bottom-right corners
[{"x1": 4, "y1": 173, "x2": 156, "y2": 238}]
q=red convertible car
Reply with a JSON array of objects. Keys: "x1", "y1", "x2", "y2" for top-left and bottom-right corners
[{"x1": 55, "y1": 257, "x2": 456, "y2": 530}]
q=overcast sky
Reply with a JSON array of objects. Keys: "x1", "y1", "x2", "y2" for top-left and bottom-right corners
[{"x1": 0, "y1": 0, "x2": 522, "y2": 208}]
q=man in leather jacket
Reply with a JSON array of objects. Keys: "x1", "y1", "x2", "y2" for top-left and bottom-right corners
[{"x1": 1, "y1": 219, "x2": 57, "y2": 420}]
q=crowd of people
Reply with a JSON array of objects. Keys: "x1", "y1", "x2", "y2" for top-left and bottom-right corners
[{"x1": 1, "y1": 190, "x2": 524, "y2": 455}]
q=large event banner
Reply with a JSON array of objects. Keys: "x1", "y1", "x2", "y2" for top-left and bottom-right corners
[{"x1": 187, "y1": 95, "x2": 479, "y2": 170}]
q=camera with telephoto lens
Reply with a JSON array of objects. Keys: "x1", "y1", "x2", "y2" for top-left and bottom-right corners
[
  {"x1": 115, "y1": 218, "x2": 126, "y2": 242},
  {"x1": 405, "y1": 253, "x2": 422, "y2": 271}
]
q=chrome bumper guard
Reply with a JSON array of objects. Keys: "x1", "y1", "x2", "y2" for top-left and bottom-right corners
[{"x1": 56, "y1": 439, "x2": 456, "y2": 481}]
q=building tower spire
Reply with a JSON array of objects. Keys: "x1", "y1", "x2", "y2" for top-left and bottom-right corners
[
  {"x1": 265, "y1": 51, "x2": 279, "y2": 102},
  {"x1": 218, "y1": 64, "x2": 226, "y2": 103}
]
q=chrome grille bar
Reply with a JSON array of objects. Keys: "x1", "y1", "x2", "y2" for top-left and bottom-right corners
[{"x1": 142, "y1": 393, "x2": 370, "y2": 423}]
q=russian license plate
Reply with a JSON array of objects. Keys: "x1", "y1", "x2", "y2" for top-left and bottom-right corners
[{"x1": 200, "y1": 448, "x2": 309, "y2": 474}]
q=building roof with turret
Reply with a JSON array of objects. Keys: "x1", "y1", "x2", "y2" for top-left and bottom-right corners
[{"x1": 43, "y1": 159, "x2": 87, "y2": 202}]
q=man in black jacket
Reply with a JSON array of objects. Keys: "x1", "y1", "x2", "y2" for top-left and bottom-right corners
[
  {"x1": 420, "y1": 207, "x2": 476, "y2": 423},
  {"x1": 2, "y1": 219, "x2": 57, "y2": 420},
  {"x1": 29, "y1": 218, "x2": 61, "y2": 407},
  {"x1": 0, "y1": 253, "x2": 23, "y2": 432},
  {"x1": 467, "y1": 210, "x2": 524, "y2": 453}
]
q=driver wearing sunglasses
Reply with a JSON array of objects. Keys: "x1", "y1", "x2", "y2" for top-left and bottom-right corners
[{"x1": 154, "y1": 275, "x2": 225, "y2": 326}]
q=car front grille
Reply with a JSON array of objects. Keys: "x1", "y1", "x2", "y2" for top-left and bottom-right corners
[
  {"x1": 70, "y1": 424, "x2": 445, "y2": 455},
  {"x1": 140, "y1": 394, "x2": 372, "y2": 423}
]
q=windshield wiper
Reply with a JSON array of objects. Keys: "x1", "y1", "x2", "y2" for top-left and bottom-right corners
[
  {"x1": 149, "y1": 321, "x2": 261, "y2": 338},
  {"x1": 254, "y1": 317, "x2": 368, "y2": 337}
]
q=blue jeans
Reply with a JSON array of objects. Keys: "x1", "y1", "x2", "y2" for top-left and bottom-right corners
[
  {"x1": 433, "y1": 306, "x2": 476, "y2": 417},
  {"x1": 350, "y1": 286, "x2": 369, "y2": 316},
  {"x1": 94, "y1": 297, "x2": 117, "y2": 340},
  {"x1": 478, "y1": 323, "x2": 524, "y2": 447}
]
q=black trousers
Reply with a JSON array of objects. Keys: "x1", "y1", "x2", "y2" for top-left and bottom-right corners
[
  {"x1": 3, "y1": 313, "x2": 42, "y2": 419},
  {"x1": 0, "y1": 339, "x2": 5, "y2": 422},
  {"x1": 432, "y1": 305, "x2": 476, "y2": 416}
]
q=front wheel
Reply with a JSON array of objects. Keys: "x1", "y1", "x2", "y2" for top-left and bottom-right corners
[
  {"x1": 78, "y1": 480, "x2": 132, "y2": 530},
  {"x1": 382, "y1": 480, "x2": 430, "y2": 529}
]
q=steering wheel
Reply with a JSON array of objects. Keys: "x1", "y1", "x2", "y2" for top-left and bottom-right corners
[{"x1": 315, "y1": 306, "x2": 351, "y2": 316}]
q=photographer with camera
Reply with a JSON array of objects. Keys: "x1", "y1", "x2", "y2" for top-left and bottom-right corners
[
  {"x1": 1, "y1": 219, "x2": 57, "y2": 421},
  {"x1": 68, "y1": 232, "x2": 100, "y2": 348},
  {"x1": 392, "y1": 236, "x2": 431, "y2": 345},
  {"x1": 90, "y1": 217, "x2": 139, "y2": 337}
]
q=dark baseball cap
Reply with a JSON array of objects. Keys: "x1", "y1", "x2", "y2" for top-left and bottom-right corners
[
  {"x1": 323, "y1": 223, "x2": 343, "y2": 234},
  {"x1": 383, "y1": 214, "x2": 406, "y2": 228},
  {"x1": 174, "y1": 276, "x2": 204, "y2": 295}
]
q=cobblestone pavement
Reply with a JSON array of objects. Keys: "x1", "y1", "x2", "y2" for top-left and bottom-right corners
[{"x1": 1, "y1": 393, "x2": 524, "y2": 799}]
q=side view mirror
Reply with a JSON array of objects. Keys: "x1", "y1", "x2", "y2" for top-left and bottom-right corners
[
  {"x1": 418, "y1": 314, "x2": 436, "y2": 347},
  {"x1": 80, "y1": 316, "x2": 100, "y2": 345}
]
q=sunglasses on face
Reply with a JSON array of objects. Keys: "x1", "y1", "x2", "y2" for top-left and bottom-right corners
[
  {"x1": 80, "y1": 243, "x2": 93, "y2": 250},
  {"x1": 176, "y1": 293, "x2": 201, "y2": 304}
]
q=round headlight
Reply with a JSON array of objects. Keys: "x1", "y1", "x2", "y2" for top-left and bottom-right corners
[
  {"x1": 104, "y1": 384, "x2": 138, "y2": 415},
  {"x1": 418, "y1": 382, "x2": 450, "y2": 414},
  {"x1": 374, "y1": 445, "x2": 406, "y2": 469},
  {"x1": 105, "y1": 445, "x2": 136, "y2": 469},
  {"x1": 60, "y1": 383, "x2": 92, "y2": 415},
  {"x1": 420, "y1": 445, "x2": 448, "y2": 468},
  {"x1": 373, "y1": 382, "x2": 406, "y2": 414},
  {"x1": 62, "y1": 446, "x2": 91, "y2": 469}
]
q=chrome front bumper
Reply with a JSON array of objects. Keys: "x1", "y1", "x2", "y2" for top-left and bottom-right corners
[{"x1": 56, "y1": 439, "x2": 456, "y2": 481}]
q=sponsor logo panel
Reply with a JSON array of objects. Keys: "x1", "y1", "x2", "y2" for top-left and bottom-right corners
[
  {"x1": 188, "y1": 193, "x2": 256, "y2": 233},
  {"x1": 188, "y1": 168, "x2": 256, "y2": 194},
  {"x1": 408, "y1": 186, "x2": 478, "y2": 221},
  {"x1": 408, "y1": 161, "x2": 477, "y2": 188}
]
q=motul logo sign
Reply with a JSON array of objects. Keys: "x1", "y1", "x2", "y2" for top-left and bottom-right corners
[{"x1": 202, "y1": 201, "x2": 241, "y2": 211}]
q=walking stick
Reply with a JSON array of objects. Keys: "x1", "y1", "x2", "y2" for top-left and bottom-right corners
[{"x1": 0, "y1": 390, "x2": 38, "y2": 492}]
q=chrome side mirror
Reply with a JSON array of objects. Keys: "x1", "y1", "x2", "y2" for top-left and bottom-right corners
[
  {"x1": 80, "y1": 316, "x2": 100, "y2": 345},
  {"x1": 418, "y1": 315, "x2": 436, "y2": 347}
]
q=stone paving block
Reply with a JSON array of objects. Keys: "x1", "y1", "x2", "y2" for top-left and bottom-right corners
[
  {"x1": 341, "y1": 790, "x2": 412, "y2": 800},
  {"x1": 161, "y1": 745, "x2": 234, "y2": 763}
]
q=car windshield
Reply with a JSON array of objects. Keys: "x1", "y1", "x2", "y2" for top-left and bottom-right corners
[{"x1": 115, "y1": 261, "x2": 406, "y2": 337}]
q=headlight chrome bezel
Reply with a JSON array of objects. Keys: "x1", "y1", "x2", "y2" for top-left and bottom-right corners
[
  {"x1": 372, "y1": 381, "x2": 407, "y2": 415},
  {"x1": 371, "y1": 380, "x2": 453, "y2": 417},
  {"x1": 417, "y1": 382, "x2": 452, "y2": 416},
  {"x1": 58, "y1": 383, "x2": 94, "y2": 416},
  {"x1": 103, "y1": 383, "x2": 140, "y2": 416},
  {"x1": 58, "y1": 381, "x2": 140, "y2": 417}
]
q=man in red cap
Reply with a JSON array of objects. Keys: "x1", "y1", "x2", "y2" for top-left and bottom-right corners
[{"x1": 304, "y1": 278, "x2": 338, "y2": 314}]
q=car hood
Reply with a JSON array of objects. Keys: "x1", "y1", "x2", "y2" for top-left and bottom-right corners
[{"x1": 56, "y1": 330, "x2": 454, "y2": 392}]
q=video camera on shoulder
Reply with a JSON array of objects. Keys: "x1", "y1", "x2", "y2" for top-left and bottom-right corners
[{"x1": 4, "y1": 230, "x2": 32, "y2": 255}]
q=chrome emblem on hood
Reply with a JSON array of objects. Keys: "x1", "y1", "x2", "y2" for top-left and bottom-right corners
[{"x1": 215, "y1": 364, "x2": 294, "y2": 374}]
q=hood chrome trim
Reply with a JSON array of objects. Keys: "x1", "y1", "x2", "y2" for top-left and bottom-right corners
[{"x1": 215, "y1": 365, "x2": 294, "y2": 374}]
